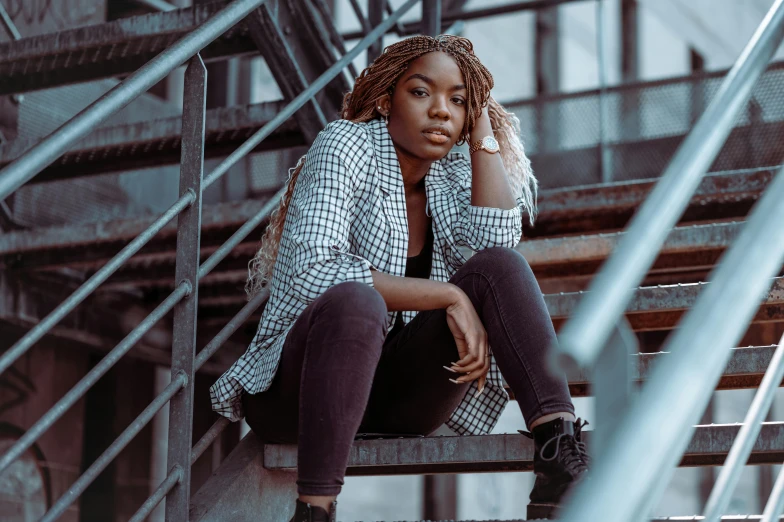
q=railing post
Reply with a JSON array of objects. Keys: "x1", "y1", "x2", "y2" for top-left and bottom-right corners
[
  {"x1": 165, "y1": 53, "x2": 207, "y2": 521},
  {"x1": 592, "y1": 319, "x2": 636, "y2": 460}
]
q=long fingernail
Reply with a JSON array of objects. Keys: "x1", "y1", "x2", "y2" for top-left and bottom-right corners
[
  {"x1": 443, "y1": 366, "x2": 458, "y2": 373},
  {"x1": 474, "y1": 386, "x2": 485, "y2": 397},
  {"x1": 449, "y1": 378, "x2": 462, "y2": 384}
]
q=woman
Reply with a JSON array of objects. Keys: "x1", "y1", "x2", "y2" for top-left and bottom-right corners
[{"x1": 210, "y1": 34, "x2": 589, "y2": 521}]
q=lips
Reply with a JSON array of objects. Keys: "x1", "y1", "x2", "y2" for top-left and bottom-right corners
[{"x1": 422, "y1": 125, "x2": 450, "y2": 145}]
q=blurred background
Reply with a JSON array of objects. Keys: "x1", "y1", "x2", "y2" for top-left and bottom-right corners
[{"x1": 1, "y1": 0, "x2": 784, "y2": 520}]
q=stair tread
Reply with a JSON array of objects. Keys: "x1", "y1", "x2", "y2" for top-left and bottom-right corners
[
  {"x1": 0, "y1": 168, "x2": 772, "y2": 264},
  {"x1": 0, "y1": 2, "x2": 254, "y2": 95},
  {"x1": 0, "y1": 101, "x2": 300, "y2": 183},
  {"x1": 249, "y1": 422, "x2": 784, "y2": 474},
  {"x1": 519, "y1": 220, "x2": 743, "y2": 270}
]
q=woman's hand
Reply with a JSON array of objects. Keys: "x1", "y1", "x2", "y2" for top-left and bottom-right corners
[{"x1": 444, "y1": 287, "x2": 490, "y2": 394}]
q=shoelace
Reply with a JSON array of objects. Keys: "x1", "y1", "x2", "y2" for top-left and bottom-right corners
[{"x1": 520, "y1": 419, "x2": 591, "y2": 473}]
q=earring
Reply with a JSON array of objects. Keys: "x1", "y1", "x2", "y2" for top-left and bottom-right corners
[{"x1": 377, "y1": 106, "x2": 388, "y2": 125}]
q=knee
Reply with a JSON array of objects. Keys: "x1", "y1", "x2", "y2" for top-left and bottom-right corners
[
  {"x1": 467, "y1": 246, "x2": 532, "y2": 275},
  {"x1": 315, "y1": 282, "x2": 388, "y2": 326}
]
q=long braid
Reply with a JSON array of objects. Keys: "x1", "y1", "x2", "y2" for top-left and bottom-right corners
[{"x1": 246, "y1": 34, "x2": 537, "y2": 298}]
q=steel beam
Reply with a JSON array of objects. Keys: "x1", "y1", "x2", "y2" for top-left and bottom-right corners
[
  {"x1": 0, "y1": 101, "x2": 301, "y2": 183},
  {"x1": 244, "y1": 3, "x2": 328, "y2": 142},
  {"x1": 165, "y1": 55, "x2": 207, "y2": 520}
]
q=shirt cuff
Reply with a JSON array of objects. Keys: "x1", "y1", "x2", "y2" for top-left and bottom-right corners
[{"x1": 467, "y1": 204, "x2": 521, "y2": 229}]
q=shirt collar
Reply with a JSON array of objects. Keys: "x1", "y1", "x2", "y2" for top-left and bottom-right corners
[{"x1": 366, "y1": 118, "x2": 446, "y2": 196}]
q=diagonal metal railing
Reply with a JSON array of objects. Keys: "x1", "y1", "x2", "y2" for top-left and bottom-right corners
[
  {"x1": 0, "y1": 0, "x2": 421, "y2": 519},
  {"x1": 558, "y1": 0, "x2": 784, "y2": 519},
  {"x1": 555, "y1": 0, "x2": 784, "y2": 372}
]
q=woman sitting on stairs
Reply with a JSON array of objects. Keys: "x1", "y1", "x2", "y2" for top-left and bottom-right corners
[{"x1": 210, "y1": 34, "x2": 589, "y2": 521}]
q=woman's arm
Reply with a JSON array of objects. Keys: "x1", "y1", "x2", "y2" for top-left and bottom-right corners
[
  {"x1": 370, "y1": 270, "x2": 460, "y2": 311},
  {"x1": 468, "y1": 106, "x2": 516, "y2": 210}
]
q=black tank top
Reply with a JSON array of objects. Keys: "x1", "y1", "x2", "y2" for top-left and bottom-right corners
[{"x1": 388, "y1": 220, "x2": 433, "y2": 337}]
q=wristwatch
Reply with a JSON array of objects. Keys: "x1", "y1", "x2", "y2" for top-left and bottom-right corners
[{"x1": 469, "y1": 136, "x2": 500, "y2": 155}]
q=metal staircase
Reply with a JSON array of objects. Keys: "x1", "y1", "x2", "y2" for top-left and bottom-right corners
[{"x1": 2, "y1": 0, "x2": 784, "y2": 520}]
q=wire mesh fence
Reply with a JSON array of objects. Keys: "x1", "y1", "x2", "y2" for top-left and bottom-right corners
[{"x1": 507, "y1": 61, "x2": 784, "y2": 189}]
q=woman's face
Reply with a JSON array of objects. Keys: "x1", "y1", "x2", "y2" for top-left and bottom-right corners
[{"x1": 383, "y1": 51, "x2": 468, "y2": 162}]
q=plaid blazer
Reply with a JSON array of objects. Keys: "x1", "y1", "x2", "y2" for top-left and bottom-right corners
[{"x1": 210, "y1": 118, "x2": 526, "y2": 435}]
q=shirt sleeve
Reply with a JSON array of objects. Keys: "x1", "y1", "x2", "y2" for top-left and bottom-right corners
[
  {"x1": 286, "y1": 120, "x2": 376, "y2": 305},
  {"x1": 446, "y1": 153, "x2": 524, "y2": 251}
]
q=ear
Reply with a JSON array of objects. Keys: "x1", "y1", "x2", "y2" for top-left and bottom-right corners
[{"x1": 374, "y1": 94, "x2": 391, "y2": 117}]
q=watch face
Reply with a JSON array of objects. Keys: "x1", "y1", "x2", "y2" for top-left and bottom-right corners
[{"x1": 482, "y1": 136, "x2": 500, "y2": 152}]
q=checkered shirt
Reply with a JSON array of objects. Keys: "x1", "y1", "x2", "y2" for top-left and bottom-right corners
[{"x1": 210, "y1": 118, "x2": 526, "y2": 435}]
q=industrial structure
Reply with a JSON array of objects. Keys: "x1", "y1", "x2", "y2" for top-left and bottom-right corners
[{"x1": 1, "y1": 0, "x2": 784, "y2": 520}]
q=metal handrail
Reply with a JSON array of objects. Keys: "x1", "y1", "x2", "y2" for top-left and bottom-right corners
[
  {"x1": 0, "y1": 1, "x2": 20, "y2": 41},
  {"x1": 0, "y1": 0, "x2": 418, "y2": 385},
  {"x1": 0, "y1": 0, "x2": 269, "y2": 200},
  {"x1": 0, "y1": 196, "x2": 193, "y2": 377},
  {"x1": 555, "y1": 0, "x2": 784, "y2": 372},
  {"x1": 559, "y1": 158, "x2": 784, "y2": 520},
  {"x1": 42, "y1": 371, "x2": 189, "y2": 520},
  {"x1": 763, "y1": 462, "x2": 784, "y2": 521},
  {"x1": 0, "y1": 282, "x2": 191, "y2": 475},
  {"x1": 130, "y1": 465, "x2": 183, "y2": 522},
  {"x1": 703, "y1": 333, "x2": 784, "y2": 521}
]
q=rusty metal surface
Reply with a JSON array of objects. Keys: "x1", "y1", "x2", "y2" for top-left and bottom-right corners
[
  {"x1": 0, "y1": 1, "x2": 257, "y2": 95},
  {"x1": 0, "y1": 101, "x2": 301, "y2": 183},
  {"x1": 520, "y1": 220, "x2": 744, "y2": 273},
  {"x1": 1, "y1": 168, "x2": 772, "y2": 272},
  {"x1": 533, "y1": 168, "x2": 772, "y2": 220},
  {"x1": 567, "y1": 345, "x2": 781, "y2": 396},
  {"x1": 195, "y1": 277, "x2": 784, "y2": 332},
  {"x1": 260, "y1": 422, "x2": 784, "y2": 475},
  {"x1": 546, "y1": 277, "x2": 784, "y2": 323}
]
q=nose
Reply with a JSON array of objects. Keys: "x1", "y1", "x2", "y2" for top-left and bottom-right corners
[{"x1": 429, "y1": 96, "x2": 450, "y2": 120}]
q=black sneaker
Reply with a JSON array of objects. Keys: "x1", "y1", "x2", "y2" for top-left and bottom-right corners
[
  {"x1": 289, "y1": 499, "x2": 337, "y2": 522},
  {"x1": 519, "y1": 417, "x2": 590, "y2": 519}
]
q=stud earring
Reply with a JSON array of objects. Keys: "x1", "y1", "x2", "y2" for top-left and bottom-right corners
[{"x1": 377, "y1": 106, "x2": 388, "y2": 125}]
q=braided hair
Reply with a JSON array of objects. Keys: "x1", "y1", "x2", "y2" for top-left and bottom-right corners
[{"x1": 247, "y1": 34, "x2": 537, "y2": 298}]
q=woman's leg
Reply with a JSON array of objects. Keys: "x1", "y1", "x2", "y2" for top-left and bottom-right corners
[
  {"x1": 358, "y1": 306, "x2": 471, "y2": 436},
  {"x1": 449, "y1": 247, "x2": 575, "y2": 428},
  {"x1": 242, "y1": 281, "x2": 389, "y2": 510},
  {"x1": 449, "y1": 247, "x2": 586, "y2": 517}
]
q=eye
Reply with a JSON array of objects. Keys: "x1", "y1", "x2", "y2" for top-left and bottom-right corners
[
  {"x1": 411, "y1": 89, "x2": 428, "y2": 97},
  {"x1": 452, "y1": 97, "x2": 466, "y2": 106}
]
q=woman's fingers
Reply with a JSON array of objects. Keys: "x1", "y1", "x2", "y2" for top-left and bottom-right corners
[
  {"x1": 450, "y1": 356, "x2": 490, "y2": 385},
  {"x1": 452, "y1": 333, "x2": 487, "y2": 373}
]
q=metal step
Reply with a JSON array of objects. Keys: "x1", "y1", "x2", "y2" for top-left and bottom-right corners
[
  {"x1": 0, "y1": 168, "x2": 771, "y2": 276},
  {"x1": 195, "y1": 420, "x2": 784, "y2": 480},
  {"x1": 191, "y1": 275, "x2": 784, "y2": 332},
  {"x1": 520, "y1": 220, "x2": 744, "y2": 280},
  {"x1": 0, "y1": 1, "x2": 256, "y2": 96},
  {"x1": 0, "y1": 101, "x2": 302, "y2": 184},
  {"x1": 267, "y1": 423, "x2": 784, "y2": 474},
  {"x1": 189, "y1": 423, "x2": 784, "y2": 518}
]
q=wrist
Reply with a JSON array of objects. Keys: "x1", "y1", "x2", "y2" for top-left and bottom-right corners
[
  {"x1": 469, "y1": 110, "x2": 493, "y2": 141},
  {"x1": 443, "y1": 283, "x2": 467, "y2": 309}
]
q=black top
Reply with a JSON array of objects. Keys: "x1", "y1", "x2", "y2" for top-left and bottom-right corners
[{"x1": 388, "y1": 220, "x2": 433, "y2": 338}]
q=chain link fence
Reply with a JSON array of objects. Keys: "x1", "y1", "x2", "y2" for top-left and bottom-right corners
[{"x1": 507, "y1": 61, "x2": 784, "y2": 189}]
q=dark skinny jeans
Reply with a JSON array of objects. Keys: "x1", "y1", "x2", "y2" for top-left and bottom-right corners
[{"x1": 242, "y1": 247, "x2": 574, "y2": 496}]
